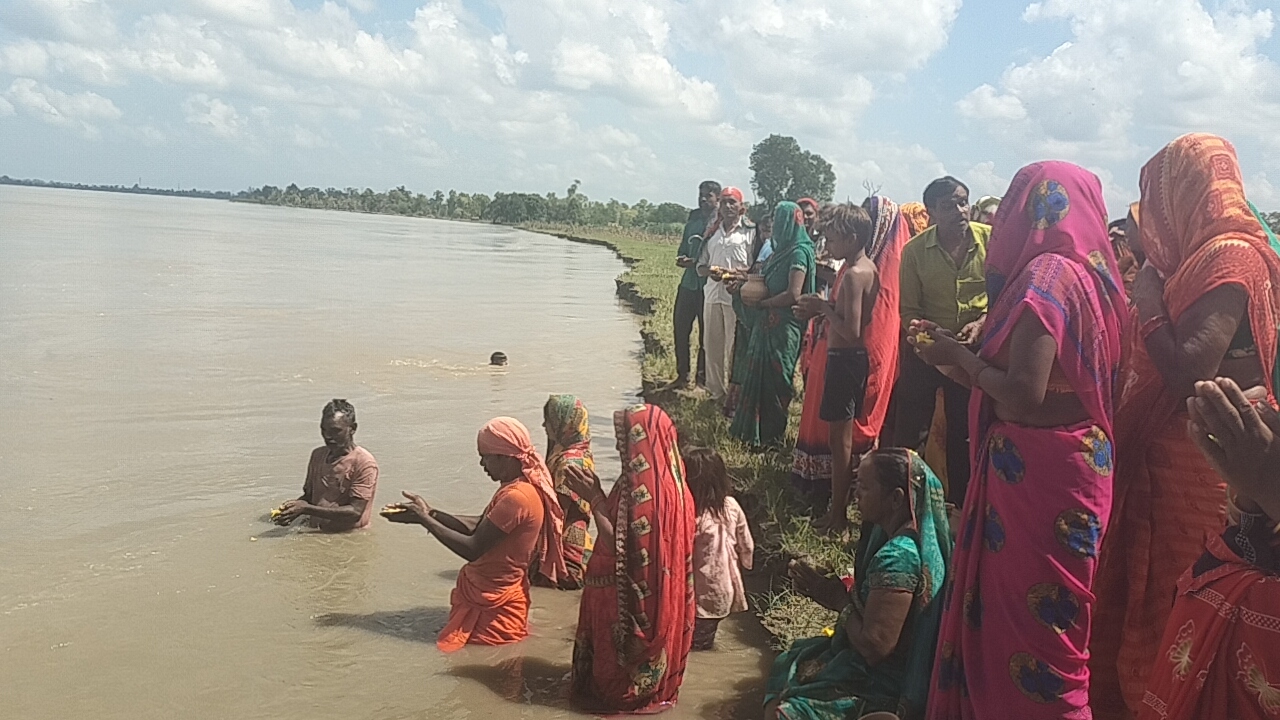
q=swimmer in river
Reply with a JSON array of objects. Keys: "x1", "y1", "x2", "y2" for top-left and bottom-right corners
[
  {"x1": 272, "y1": 399, "x2": 379, "y2": 531},
  {"x1": 384, "y1": 417, "x2": 566, "y2": 652},
  {"x1": 490, "y1": 352, "x2": 508, "y2": 366}
]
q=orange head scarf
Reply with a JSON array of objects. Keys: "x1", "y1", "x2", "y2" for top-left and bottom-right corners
[
  {"x1": 1136, "y1": 132, "x2": 1280, "y2": 399},
  {"x1": 477, "y1": 417, "x2": 568, "y2": 584},
  {"x1": 899, "y1": 202, "x2": 932, "y2": 237}
]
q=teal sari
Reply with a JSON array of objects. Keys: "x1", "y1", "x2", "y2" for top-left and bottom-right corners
[
  {"x1": 765, "y1": 451, "x2": 952, "y2": 720},
  {"x1": 730, "y1": 202, "x2": 816, "y2": 446},
  {"x1": 1249, "y1": 200, "x2": 1280, "y2": 394}
]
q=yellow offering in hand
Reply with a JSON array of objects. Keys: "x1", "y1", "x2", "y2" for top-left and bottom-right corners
[
  {"x1": 380, "y1": 505, "x2": 408, "y2": 515},
  {"x1": 914, "y1": 331, "x2": 934, "y2": 346},
  {"x1": 269, "y1": 506, "x2": 285, "y2": 519}
]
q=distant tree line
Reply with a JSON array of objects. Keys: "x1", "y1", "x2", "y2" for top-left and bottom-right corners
[
  {"x1": 0, "y1": 175, "x2": 235, "y2": 200},
  {"x1": 233, "y1": 179, "x2": 694, "y2": 234},
  {"x1": 8, "y1": 131, "x2": 1277, "y2": 237}
]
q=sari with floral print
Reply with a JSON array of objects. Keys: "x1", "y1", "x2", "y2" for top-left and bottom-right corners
[
  {"x1": 538, "y1": 394, "x2": 595, "y2": 589},
  {"x1": 929, "y1": 162, "x2": 1126, "y2": 719}
]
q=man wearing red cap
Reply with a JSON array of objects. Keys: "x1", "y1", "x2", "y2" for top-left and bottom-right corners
[{"x1": 697, "y1": 187, "x2": 754, "y2": 402}]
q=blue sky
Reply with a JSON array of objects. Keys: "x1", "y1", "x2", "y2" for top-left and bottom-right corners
[{"x1": 2, "y1": 0, "x2": 1279, "y2": 215}]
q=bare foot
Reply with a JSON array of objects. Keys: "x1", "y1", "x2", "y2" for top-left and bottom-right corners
[{"x1": 814, "y1": 509, "x2": 850, "y2": 538}]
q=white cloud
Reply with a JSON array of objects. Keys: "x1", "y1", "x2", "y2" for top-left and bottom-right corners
[
  {"x1": 694, "y1": 0, "x2": 960, "y2": 133},
  {"x1": 182, "y1": 93, "x2": 242, "y2": 138},
  {"x1": 964, "y1": 161, "x2": 1010, "y2": 199},
  {"x1": 960, "y1": 0, "x2": 1280, "y2": 164},
  {"x1": 0, "y1": 96, "x2": 15, "y2": 117},
  {"x1": 1246, "y1": 171, "x2": 1280, "y2": 209},
  {"x1": 289, "y1": 124, "x2": 326, "y2": 148},
  {"x1": 4, "y1": 0, "x2": 120, "y2": 44},
  {"x1": 6, "y1": 77, "x2": 121, "y2": 137},
  {"x1": 957, "y1": 84, "x2": 1026, "y2": 122},
  {"x1": 0, "y1": 40, "x2": 51, "y2": 77}
]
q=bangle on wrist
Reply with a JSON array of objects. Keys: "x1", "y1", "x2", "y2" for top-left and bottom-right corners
[{"x1": 1138, "y1": 313, "x2": 1170, "y2": 340}]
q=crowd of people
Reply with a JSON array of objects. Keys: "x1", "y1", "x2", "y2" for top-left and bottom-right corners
[{"x1": 273, "y1": 132, "x2": 1280, "y2": 720}]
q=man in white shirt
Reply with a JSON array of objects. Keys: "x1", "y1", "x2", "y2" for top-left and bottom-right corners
[{"x1": 697, "y1": 187, "x2": 754, "y2": 402}]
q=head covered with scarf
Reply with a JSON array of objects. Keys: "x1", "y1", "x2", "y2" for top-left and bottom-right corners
[
  {"x1": 858, "y1": 449, "x2": 951, "y2": 717},
  {"x1": 864, "y1": 195, "x2": 905, "y2": 265},
  {"x1": 899, "y1": 202, "x2": 931, "y2": 237},
  {"x1": 477, "y1": 417, "x2": 568, "y2": 584},
  {"x1": 543, "y1": 393, "x2": 594, "y2": 511},
  {"x1": 768, "y1": 200, "x2": 813, "y2": 259},
  {"x1": 1137, "y1": 133, "x2": 1280, "y2": 398},
  {"x1": 570, "y1": 403, "x2": 695, "y2": 713},
  {"x1": 981, "y1": 161, "x2": 1128, "y2": 433},
  {"x1": 971, "y1": 196, "x2": 1001, "y2": 224},
  {"x1": 704, "y1": 186, "x2": 747, "y2": 240}
]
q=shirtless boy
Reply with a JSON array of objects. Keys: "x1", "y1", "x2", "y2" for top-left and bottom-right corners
[{"x1": 797, "y1": 204, "x2": 879, "y2": 534}]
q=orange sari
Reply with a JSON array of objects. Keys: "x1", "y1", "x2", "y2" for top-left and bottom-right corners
[
  {"x1": 437, "y1": 417, "x2": 566, "y2": 652},
  {"x1": 1091, "y1": 134, "x2": 1280, "y2": 717}
]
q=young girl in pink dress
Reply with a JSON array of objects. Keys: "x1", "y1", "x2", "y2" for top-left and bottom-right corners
[{"x1": 683, "y1": 447, "x2": 755, "y2": 650}]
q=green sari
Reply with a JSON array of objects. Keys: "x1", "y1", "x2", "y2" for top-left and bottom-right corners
[
  {"x1": 765, "y1": 451, "x2": 952, "y2": 720},
  {"x1": 1248, "y1": 200, "x2": 1280, "y2": 395},
  {"x1": 729, "y1": 202, "x2": 816, "y2": 447}
]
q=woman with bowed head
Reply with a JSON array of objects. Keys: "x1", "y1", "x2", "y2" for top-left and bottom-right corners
[
  {"x1": 1090, "y1": 134, "x2": 1280, "y2": 718},
  {"x1": 536, "y1": 394, "x2": 596, "y2": 589},
  {"x1": 562, "y1": 404, "x2": 697, "y2": 714},
  {"x1": 386, "y1": 417, "x2": 567, "y2": 652},
  {"x1": 912, "y1": 162, "x2": 1127, "y2": 718}
]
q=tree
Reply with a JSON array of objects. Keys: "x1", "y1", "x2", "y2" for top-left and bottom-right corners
[
  {"x1": 749, "y1": 134, "x2": 836, "y2": 210},
  {"x1": 651, "y1": 202, "x2": 690, "y2": 225},
  {"x1": 1261, "y1": 210, "x2": 1280, "y2": 236},
  {"x1": 484, "y1": 192, "x2": 549, "y2": 224}
]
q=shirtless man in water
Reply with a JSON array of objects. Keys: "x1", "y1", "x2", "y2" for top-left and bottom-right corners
[
  {"x1": 796, "y1": 203, "x2": 880, "y2": 535},
  {"x1": 273, "y1": 399, "x2": 379, "y2": 531}
]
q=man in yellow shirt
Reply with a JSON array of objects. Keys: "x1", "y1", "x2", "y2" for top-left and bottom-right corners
[{"x1": 895, "y1": 176, "x2": 991, "y2": 506}]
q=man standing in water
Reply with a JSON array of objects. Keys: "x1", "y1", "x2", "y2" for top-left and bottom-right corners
[
  {"x1": 895, "y1": 176, "x2": 990, "y2": 507},
  {"x1": 274, "y1": 399, "x2": 379, "y2": 531},
  {"x1": 669, "y1": 180, "x2": 721, "y2": 390},
  {"x1": 385, "y1": 417, "x2": 565, "y2": 652}
]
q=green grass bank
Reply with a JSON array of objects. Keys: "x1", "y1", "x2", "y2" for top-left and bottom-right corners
[{"x1": 524, "y1": 222, "x2": 853, "y2": 647}]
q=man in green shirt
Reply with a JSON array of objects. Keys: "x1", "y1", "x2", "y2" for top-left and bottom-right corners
[
  {"x1": 894, "y1": 176, "x2": 991, "y2": 506},
  {"x1": 670, "y1": 180, "x2": 721, "y2": 389}
]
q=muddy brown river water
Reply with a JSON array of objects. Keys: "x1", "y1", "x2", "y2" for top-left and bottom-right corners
[{"x1": 0, "y1": 186, "x2": 770, "y2": 719}]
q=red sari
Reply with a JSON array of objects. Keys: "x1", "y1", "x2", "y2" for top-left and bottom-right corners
[
  {"x1": 791, "y1": 197, "x2": 911, "y2": 499},
  {"x1": 854, "y1": 196, "x2": 911, "y2": 449},
  {"x1": 1138, "y1": 514, "x2": 1280, "y2": 720},
  {"x1": 792, "y1": 269, "x2": 845, "y2": 499},
  {"x1": 571, "y1": 404, "x2": 696, "y2": 714}
]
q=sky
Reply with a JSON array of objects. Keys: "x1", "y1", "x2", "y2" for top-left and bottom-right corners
[{"x1": 2, "y1": 0, "x2": 1280, "y2": 215}]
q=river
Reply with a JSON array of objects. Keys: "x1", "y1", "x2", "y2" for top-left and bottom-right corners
[{"x1": 0, "y1": 186, "x2": 769, "y2": 719}]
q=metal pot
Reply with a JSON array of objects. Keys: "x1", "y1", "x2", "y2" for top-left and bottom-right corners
[{"x1": 740, "y1": 274, "x2": 769, "y2": 305}]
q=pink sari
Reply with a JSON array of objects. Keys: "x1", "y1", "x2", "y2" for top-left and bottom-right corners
[{"x1": 929, "y1": 163, "x2": 1127, "y2": 719}]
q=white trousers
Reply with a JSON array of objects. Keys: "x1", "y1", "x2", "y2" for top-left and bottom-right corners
[{"x1": 703, "y1": 300, "x2": 737, "y2": 400}]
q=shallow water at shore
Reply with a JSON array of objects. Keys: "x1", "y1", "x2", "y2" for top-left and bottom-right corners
[{"x1": 0, "y1": 186, "x2": 769, "y2": 719}]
